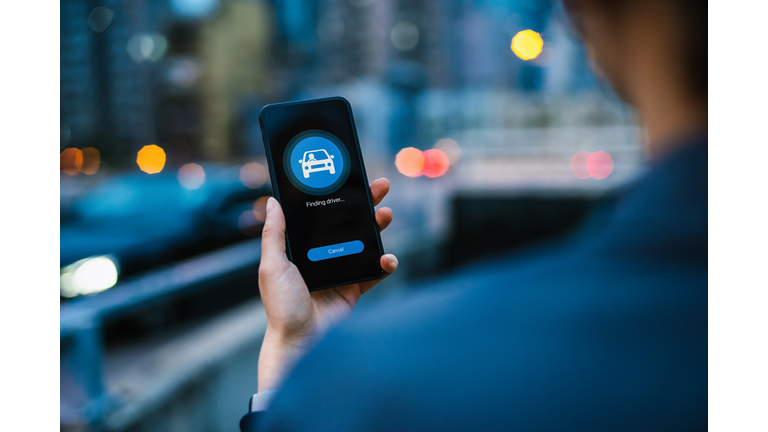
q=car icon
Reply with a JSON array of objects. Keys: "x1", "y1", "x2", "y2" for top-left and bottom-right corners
[{"x1": 299, "y1": 149, "x2": 335, "y2": 178}]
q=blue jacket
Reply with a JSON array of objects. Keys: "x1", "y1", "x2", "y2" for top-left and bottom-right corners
[{"x1": 242, "y1": 137, "x2": 707, "y2": 431}]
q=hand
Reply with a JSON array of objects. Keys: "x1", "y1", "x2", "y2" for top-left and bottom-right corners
[{"x1": 257, "y1": 178, "x2": 398, "y2": 391}]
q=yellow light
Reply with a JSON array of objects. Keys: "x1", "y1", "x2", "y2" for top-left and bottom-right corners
[
  {"x1": 80, "y1": 147, "x2": 101, "y2": 175},
  {"x1": 395, "y1": 147, "x2": 425, "y2": 177},
  {"x1": 60, "y1": 148, "x2": 83, "y2": 176},
  {"x1": 178, "y1": 163, "x2": 206, "y2": 189},
  {"x1": 137, "y1": 144, "x2": 166, "y2": 174},
  {"x1": 511, "y1": 30, "x2": 543, "y2": 61}
]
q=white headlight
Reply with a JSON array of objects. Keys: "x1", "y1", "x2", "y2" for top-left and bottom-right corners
[{"x1": 61, "y1": 256, "x2": 119, "y2": 298}]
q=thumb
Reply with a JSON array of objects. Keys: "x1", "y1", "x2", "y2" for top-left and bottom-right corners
[{"x1": 261, "y1": 197, "x2": 288, "y2": 263}]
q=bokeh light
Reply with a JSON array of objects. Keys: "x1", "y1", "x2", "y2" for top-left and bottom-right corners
[
  {"x1": 87, "y1": 6, "x2": 113, "y2": 33},
  {"x1": 433, "y1": 138, "x2": 461, "y2": 166},
  {"x1": 240, "y1": 162, "x2": 268, "y2": 189},
  {"x1": 511, "y1": 29, "x2": 543, "y2": 60},
  {"x1": 395, "y1": 147, "x2": 425, "y2": 177},
  {"x1": 570, "y1": 151, "x2": 590, "y2": 179},
  {"x1": 127, "y1": 33, "x2": 168, "y2": 63},
  {"x1": 178, "y1": 163, "x2": 206, "y2": 190},
  {"x1": 391, "y1": 21, "x2": 420, "y2": 51},
  {"x1": 421, "y1": 149, "x2": 450, "y2": 178},
  {"x1": 137, "y1": 145, "x2": 167, "y2": 174},
  {"x1": 167, "y1": 59, "x2": 202, "y2": 88},
  {"x1": 253, "y1": 196, "x2": 270, "y2": 223},
  {"x1": 71, "y1": 257, "x2": 118, "y2": 296},
  {"x1": 80, "y1": 147, "x2": 101, "y2": 175},
  {"x1": 61, "y1": 256, "x2": 119, "y2": 298},
  {"x1": 586, "y1": 151, "x2": 614, "y2": 179},
  {"x1": 60, "y1": 148, "x2": 83, "y2": 176},
  {"x1": 170, "y1": 0, "x2": 219, "y2": 19}
]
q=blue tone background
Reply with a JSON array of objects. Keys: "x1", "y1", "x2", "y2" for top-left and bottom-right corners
[
  {"x1": 289, "y1": 135, "x2": 345, "y2": 190},
  {"x1": 59, "y1": 0, "x2": 650, "y2": 430}
]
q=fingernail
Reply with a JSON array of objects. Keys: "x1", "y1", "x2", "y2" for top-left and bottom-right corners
[
  {"x1": 266, "y1": 197, "x2": 276, "y2": 213},
  {"x1": 386, "y1": 254, "x2": 396, "y2": 265}
]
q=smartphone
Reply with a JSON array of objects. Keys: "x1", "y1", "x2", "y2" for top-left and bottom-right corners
[{"x1": 259, "y1": 97, "x2": 385, "y2": 291}]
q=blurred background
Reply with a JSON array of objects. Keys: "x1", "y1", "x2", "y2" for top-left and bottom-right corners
[{"x1": 60, "y1": 0, "x2": 642, "y2": 430}]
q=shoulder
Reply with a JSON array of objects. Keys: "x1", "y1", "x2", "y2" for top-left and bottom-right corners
[
  {"x1": 258, "y1": 141, "x2": 708, "y2": 430},
  {"x1": 260, "y1": 252, "x2": 706, "y2": 431}
]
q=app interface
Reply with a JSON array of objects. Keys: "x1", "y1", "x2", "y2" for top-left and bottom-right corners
[{"x1": 261, "y1": 99, "x2": 383, "y2": 289}]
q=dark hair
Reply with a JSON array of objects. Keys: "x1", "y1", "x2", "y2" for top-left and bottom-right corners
[{"x1": 563, "y1": 0, "x2": 707, "y2": 102}]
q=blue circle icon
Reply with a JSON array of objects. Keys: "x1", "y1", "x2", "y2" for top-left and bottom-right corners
[
  {"x1": 283, "y1": 130, "x2": 350, "y2": 195},
  {"x1": 291, "y1": 137, "x2": 343, "y2": 188}
]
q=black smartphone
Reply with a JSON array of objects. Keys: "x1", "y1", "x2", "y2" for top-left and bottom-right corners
[{"x1": 259, "y1": 97, "x2": 385, "y2": 291}]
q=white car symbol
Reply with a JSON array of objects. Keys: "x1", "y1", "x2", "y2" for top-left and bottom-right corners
[{"x1": 299, "y1": 149, "x2": 335, "y2": 178}]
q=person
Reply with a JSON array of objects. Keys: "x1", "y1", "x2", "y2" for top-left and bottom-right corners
[
  {"x1": 241, "y1": 0, "x2": 706, "y2": 430},
  {"x1": 306, "y1": 153, "x2": 317, "y2": 163}
]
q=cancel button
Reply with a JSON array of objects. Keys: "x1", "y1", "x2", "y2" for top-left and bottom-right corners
[{"x1": 307, "y1": 240, "x2": 365, "y2": 262}]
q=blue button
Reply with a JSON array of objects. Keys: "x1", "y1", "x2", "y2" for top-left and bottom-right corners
[{"x1": 307, "y1": 240, "x2": 365, "y2": 262}]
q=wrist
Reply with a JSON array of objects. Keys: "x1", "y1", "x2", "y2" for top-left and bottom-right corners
[{"x1": 258, "y1": 326, "x2": 315, "y2": 391}]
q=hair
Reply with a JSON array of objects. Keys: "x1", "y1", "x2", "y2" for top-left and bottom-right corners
[{"x1": 562, "y1": 0, "x2": 707, "y2": 103}]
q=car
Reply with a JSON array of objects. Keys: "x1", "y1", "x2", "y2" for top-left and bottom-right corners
[
  {"x1": 299, "y1": 149, "x2": 335, "y2": 178},
  {"x1": 59, "y1": 164, "x2": 272, "y2": 299}
]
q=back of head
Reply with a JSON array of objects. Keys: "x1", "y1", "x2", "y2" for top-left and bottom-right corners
[
  {"x1": 564, "y1": 0, "x2": 706, "y2": 102},
  {"x1": 563, "y1": 0, "x2": 707, "y2": 148}
]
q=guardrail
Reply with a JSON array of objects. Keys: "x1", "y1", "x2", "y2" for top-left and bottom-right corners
[{"x1": 60, "y1": 238, "x2": 262, "y2": 428}]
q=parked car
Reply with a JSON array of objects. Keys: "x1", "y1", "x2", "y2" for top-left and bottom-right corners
[{"x1": 60, "y1": 164, "x2": 271, "y2": 298}]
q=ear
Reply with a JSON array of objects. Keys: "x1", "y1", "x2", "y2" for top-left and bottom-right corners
[{"x1": 584, "y1": 42, "x2": 605, "y2": 79}]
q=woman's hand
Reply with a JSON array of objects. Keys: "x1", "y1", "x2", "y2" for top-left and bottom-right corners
[{"x1": 257, "y1": 178, "x2": 398, "y2": 391}]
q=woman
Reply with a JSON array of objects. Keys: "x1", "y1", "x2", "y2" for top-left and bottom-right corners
[{"x1": 243, "y1": 0, "x2": 707, "y2": 430}]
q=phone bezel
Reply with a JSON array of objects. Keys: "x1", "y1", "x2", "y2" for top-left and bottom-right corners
[{"x1": 258, "y1": 96, "x2": 385, "y2": 291}]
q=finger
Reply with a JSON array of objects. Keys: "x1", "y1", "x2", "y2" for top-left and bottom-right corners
[
  {"x1": 261, "y1": 197, "x2": 288, "y2": 265},
  {"x1": 375, "y1": 207, "x2": 393, "y2": 231},
  {"x1": 379, "y1": 253, "x2": 398, "y2": 274},
  {"x1": 370, "y1": 178, "x2": 390, "y2": 207},
  {"x1": 359, "y1": 254, "x2": 398, "y2": 294}
]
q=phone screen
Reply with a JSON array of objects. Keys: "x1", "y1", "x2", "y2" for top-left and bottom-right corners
[{"x1": 259, "y1": 97, "x2": 384, "y2": 290}]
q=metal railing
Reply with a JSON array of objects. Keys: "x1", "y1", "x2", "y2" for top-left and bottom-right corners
[{"x1": 60, "y1": 238, "x2": 262, "y2": 427}]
